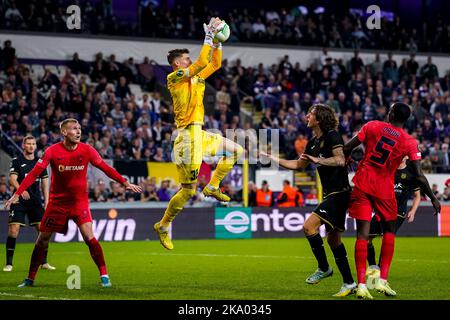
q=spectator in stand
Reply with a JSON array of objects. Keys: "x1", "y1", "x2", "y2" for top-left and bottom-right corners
[
  {"x1": 68, "y1": 52, "x2": 89, "y2": 75},
  {"x1": 256, "y1": 180, "x2": 274, "y2": 207},
  {"x1": 89, "y1": 180, "x2": 110, "y2": 202},
  {"x1": 108, "y1": 182, "x2": 127, "y2": 202},
  {"x1": 141, "y1": 182, "x2": 159, "y2": 202},
  {"x1": 277, "y1": 180, "x2": 297, "y2": 207},
  {"x1": 247, "y1": 181, "x2": 257, "y2": 207},
  {"x1": 156, "y1": 179, "x2": 172, "y2": 201},
  {"x1": 115, "y1": 76, "x2": 131, "y2": 100},
  {"x1": 295, "y1": 186, "x2": 305, "y2": 207},
  {"x1": 0, "y1": 182, "x2": 11, "y2": 201},
  {"x1": 305, "y1": 186, "x2": 319, "y2": 206},
  {"x1": 420, "y1": 56, "x2": 439, "y2": 82}
]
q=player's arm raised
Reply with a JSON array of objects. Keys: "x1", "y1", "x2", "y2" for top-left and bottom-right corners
[
  {"x1": 4, "y1": 150, "x2": 51, "y2": 210},
  {"x1": 259, "y1": 151, "x2": 309, "y2": 170},
  {"x1": 183, "y1": 18, "x2": 222, "y2": 78},
  {"x1": 198, "y1": 41, "x2": 222, "y2": 79},
  {"x1": 88, "y1": 146, "x2": 142, "y2": 194}
]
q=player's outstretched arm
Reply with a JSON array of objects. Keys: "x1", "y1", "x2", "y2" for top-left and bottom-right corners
[
  {"x1": 259, "y1": 151, "x2": 309, "y2": 170},
  {"x1": 4, "y1": 154, "x2": 49, "y2": 210},
  {"x1": 410, "y1": 160, "x2": 441, "y2": 215},
  {"x1": 88, "y1": 146, "x2": 142, "y2": 194},
  {"x1": 9, "y1": 173, "x2": 30, "y2": 200},
  {"x1": 343, "y1": 136, "x2": 362, "y2": 158},
  {"x1": 301, "y1": 146, "x2": 346, "y2": 167},
  {"x1": 184, "y1": 18, "x2": 222, "y2": 78}
]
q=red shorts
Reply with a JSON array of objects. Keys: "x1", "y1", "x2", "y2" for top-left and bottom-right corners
[
  {"x1": 39, "y1": 202, "x2": 92, "y2": 234},
  {"x1": 348, "y1": 186, "x2": 397, "y2": 222}
]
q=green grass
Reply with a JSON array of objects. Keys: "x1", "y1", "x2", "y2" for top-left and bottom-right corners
[{"x1": 0, "y1": 237, "x2": 450, "y2": 300}]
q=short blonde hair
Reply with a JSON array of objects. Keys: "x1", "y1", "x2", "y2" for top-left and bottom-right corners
[
  {"x1": 22, "y1": 135, "x2": 36, "y2": 144},
  {"x1": 59, "y1": 118, "x2": 79, "y2": 131}
]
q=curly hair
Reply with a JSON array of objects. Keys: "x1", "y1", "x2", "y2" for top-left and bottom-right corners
[{"x1": 309, "y1": 104, "x2": 338, "y2": 133}]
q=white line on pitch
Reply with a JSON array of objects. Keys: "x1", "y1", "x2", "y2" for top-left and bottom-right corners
[
  {"x1": 54, "y1": 251, "x2": 450, "y2": 263},
  {"x1": 0, "y1": 292, "x2": 78, "y2": 300}
]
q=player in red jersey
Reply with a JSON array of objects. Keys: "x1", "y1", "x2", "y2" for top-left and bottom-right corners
[
  {"x1": 344, "y1": 103, "x2": 440, "y2": 299},
  {"x1": 3, "y1": 119, "x2": 142, "y2": 288}
]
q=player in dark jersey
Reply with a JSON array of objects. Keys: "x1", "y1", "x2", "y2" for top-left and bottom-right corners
[
  {"x1": 261, "y1": 104, "x2": 356, "y2": 297},
  {"x1": 344, "y1": 102, "x2": 440, "y2": 299},
  {"x1": 366, "y1": 156, "x2": 421, "y2": 280},
  {"x1": 4, "y1": 136, "x2": 55, "y2": 272}
]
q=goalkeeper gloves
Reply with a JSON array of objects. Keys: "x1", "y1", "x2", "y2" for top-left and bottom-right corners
[{"x1": 203, "y1": 17, "x2": 222, "y2": 46}]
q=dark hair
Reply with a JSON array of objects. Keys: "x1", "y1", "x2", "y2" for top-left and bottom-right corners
[
  {"x1": 309, "y1": 103, "x2": 338, "y2": 133},
  {"x1": 167, "y1": 48, "x2": 189, "y2": 65},
  {"x1": 390, "y1": 102, "x2": 411, "y2": 124}
]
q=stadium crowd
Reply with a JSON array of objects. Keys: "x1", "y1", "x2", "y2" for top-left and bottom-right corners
[
  {"x1": 1, "y1": 32, "x2": 450, "y2": 202},
  {"x1": 1, "y1": 1, "x2": 450, "y2": 53}
]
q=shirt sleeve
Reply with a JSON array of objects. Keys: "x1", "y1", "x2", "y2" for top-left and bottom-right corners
[
  {"x1": 88, "y1": 146, "x2": 126, "y2": 184},
  {"x1": 9, "y1": 158, "x2": 19, "y2": 176},
  {"x1": 39, "y1": 168, "x2": 49, "y2": 179},
  {"x1": 198, "y1": 47, "x2": 222, "y2": 79},
  {"x1": 16, "y1": 148, "x2": 52, "y2": 196},
  {"x1": 328, "y1": 131, "x2": 344, "y2": 150},
  {"x1": 167, "y1": 44, "x2": 213, "y2": 84},
  {"x1": 406, "y1": 138, "x2": 422, "y2": 161},
  {"x1": 357, "y1": 122, "x2": 371, "y2": 143},
  {"x1": 304, "y1": 140, "x2": 312, "y2": 155}
]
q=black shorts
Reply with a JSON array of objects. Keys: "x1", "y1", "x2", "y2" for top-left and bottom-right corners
[
  {"x1": 312, "y1": 190, "x2": 351, "y2": 233},
  {"x1": 369, "y1": 212, "x2": 406, "y2": 236},
  {"x1": 8, "y1": 204, "x2": 44, "y2": 226}
]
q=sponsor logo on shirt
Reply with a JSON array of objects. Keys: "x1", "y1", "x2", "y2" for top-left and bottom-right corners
[{"x1": 58, "y1": 165, "x2": 85, "y2": 172}]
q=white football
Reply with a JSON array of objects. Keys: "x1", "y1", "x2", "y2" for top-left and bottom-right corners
[{"x1": 214, "y1": 21, "x2": 230, "y2": 43}]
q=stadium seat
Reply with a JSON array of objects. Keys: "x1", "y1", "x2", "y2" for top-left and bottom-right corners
[
  {"x1": 21, "y1": 63, "x2": 32, "y2": 72},
  {"x1": 44, "y1": 64, "x2": 59, "y2": 75},
  {"x1": 31, "y1": 64, "x2": 45, "y2": 81},
  {"x1": 129, "y1": 84, "x2": 143, "y2": 98}
]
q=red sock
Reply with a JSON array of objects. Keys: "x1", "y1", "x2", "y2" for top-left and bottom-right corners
[
  {"x1": 87, "y1": 238, "x2": 108, "y2": 276},
  {"x1": 28, "y1": 245, "x2": 48, "y2": 280},
  {"x1": 380, "y1": 232, "x2": 395, "y2": 280},
  {"x1": 355, "y1": 239, "x2": 368, "y2": 284}
]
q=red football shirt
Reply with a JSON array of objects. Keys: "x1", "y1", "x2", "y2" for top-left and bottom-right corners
[
  {"x1": 353, "y1": 121, "x2": 421, "y2": 199},
  {"x1": 16, "y1": 142, "x2": 126, "y2": 205}
]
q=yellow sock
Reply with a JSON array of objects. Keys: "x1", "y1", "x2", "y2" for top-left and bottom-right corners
[
  {"x1": 160, "y1": 188, "x2": 196, "y2": 228},
  {"x1": 209, "y1": 145, "x2": 244, "y2": 189}
]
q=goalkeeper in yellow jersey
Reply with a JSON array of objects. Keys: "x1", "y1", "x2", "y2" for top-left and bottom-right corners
[{"x1": 154, "y1": 18, "x2": 244, "y2": 250}]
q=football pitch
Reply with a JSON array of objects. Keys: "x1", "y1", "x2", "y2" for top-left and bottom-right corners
[{"x1": 0, "y1": 237, "x2": 449, "y2": 300}]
